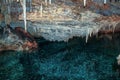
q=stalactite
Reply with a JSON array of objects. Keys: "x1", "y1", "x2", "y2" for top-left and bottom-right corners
[
  {"x1": 40, "y1": 3, "x2": 43, "y2": 17},
  {"x1": 21, "y1": 0, "x2": 27, "y2": 31},
  {"x1": 7, "y1": 2, "x2": 10, "y2": 14},
  {"x1": 104, "y1": 0, "x2": 107, "y2": 4},
  {"x1": 45, "y1": 0, "x2": 48, "y2": 5},
  {"x1": 17, "y1": 0, "x2": 19, "y2": 2},
  {"x1": 83, "y1": 0, "x2": 86, "y2": 7},
  {"x1": 49, "y1": 0, "x2": 51, "y2": 4},
  {"x1": 86, "y1": 28, "x2": 89, "y2": 43},
  {"x1": 30, "y1": 0, "x2": 32, "y2": 12}
]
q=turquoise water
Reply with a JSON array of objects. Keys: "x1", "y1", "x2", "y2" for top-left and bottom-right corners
[{"x1": 0, "y1": 34, "x2": 120, "y2": 80}]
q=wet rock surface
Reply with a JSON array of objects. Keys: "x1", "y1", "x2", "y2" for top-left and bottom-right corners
[{"x1": 0, "y1": 25, "x2": 37, "y2": 51}]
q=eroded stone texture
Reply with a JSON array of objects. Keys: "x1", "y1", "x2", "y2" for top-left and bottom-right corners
[{"x1": 0, "y1": 25, "x2": 37, "y2": 51}]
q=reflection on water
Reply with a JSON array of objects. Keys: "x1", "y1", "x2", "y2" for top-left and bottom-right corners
[{"x1": 0, "y1": 33, "x2": 120, "y2": 80}]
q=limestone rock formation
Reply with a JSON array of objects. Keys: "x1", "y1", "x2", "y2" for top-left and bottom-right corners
[{"x1": 0, "y1": 25, "x2": 37, "y2": 51}]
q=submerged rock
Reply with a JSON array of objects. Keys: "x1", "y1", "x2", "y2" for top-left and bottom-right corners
[{"x1": 0, "y1": 25, "x2": 37, "y2": 51}]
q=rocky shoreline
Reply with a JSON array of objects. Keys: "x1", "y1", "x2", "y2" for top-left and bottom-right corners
[{"x1": 0, "y1": 25, "x2": 37, "y2": 51}]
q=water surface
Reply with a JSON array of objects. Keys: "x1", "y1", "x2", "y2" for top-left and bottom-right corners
[{"x1": 0, "y1": 33, "x2": 120, "y2": 80}]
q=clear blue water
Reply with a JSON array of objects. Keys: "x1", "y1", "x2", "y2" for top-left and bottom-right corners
[{"x1": 0, "y1": 34, "x2": 120, "y2": 80}]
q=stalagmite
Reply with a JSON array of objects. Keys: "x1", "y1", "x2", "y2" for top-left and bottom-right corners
[{"x1": 83, "y1": 0, "x2": 86, "y2": 7}]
